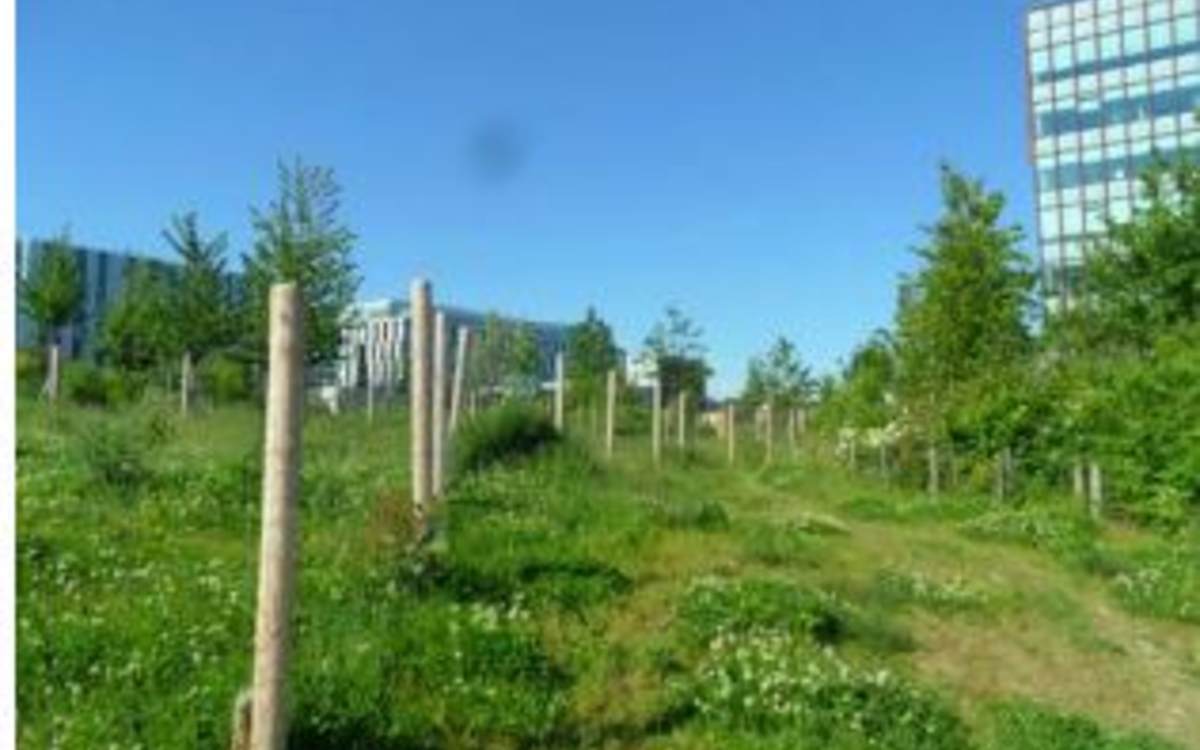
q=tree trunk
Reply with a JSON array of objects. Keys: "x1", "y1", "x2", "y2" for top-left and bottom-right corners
[
  {"x1": 181, "y1": 351, "x2": 194, "y2": 417},
  {"x1": 42, "y1": 341, "x2": 60, "y2": 402}
]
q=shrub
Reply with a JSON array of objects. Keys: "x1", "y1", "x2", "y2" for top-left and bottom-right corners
[
  {"x1": 1109, "y1": 542, "x2": 1200, "y2": 624},
  {"x1": 676, "y1": 578, "x2": 849, "y2": 649},
  {"x1": 63, "y1": 363, "x2": 145, "y2": 407},
  {"x1": 677, "y1": 629, "x2": 969, "y2": 749},
  {"x1": 199, "y1": 352, "x2": 254, "y2": 404},
  {"x1": 452, "y1": 401, "x2": 561, "y2": 475},
  {"x1": 80, "y1": 420, "x2": 154, "y2": 493},
  {"x1": 650, "y1": 498, "x2": 731, "y2": 531}
]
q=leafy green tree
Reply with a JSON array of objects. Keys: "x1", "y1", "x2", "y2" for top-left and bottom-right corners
[
  {"x1": 99, "y1": 262, "x2": 176, "y2": 373},
  {"x1": 1085, "y1": 158, "x2": 1200, "y2": 349},
  {"x1": 819, "y1": 331, "x2": 897, "y2": 432},
  {"x1": 243, "y1": 158, "x2": 360, "y2": 366},
  {"x1": 644, "y1": 305, "x2": 710, "y2": 403},
  {"x1": 19, "y1": 231, "x2": 84, "y2": 398},
  {"x1": 166, "y1": 212, "x2": 236, "y2": 364},
  {"x1": 20, "y1": 232, "x2": 83, "y2": 348},
  {"x1": 469, "y1": 314, "x2": 542, "y2": 402},
  {"x1": 894, "y1": 165, "x2": 1036, "y2": 443},
  {"x1": 741, "y1": 336, "x2": 817, "y2": 410},
  {"x1": 566, "y1": 307, "x2": 620, "y2": 412}
]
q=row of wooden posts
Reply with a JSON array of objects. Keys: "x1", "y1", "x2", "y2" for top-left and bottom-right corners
[
  {"x1": 841, "y1": 438, "x2": 1106, "y2": 520},
  {"x1": 237, "y1": 278, "x2": 817, "y2": 750}
]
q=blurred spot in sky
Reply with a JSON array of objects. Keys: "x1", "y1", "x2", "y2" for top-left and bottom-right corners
[{"x1": 464, "y1": 120, "x2": 530, "y2": 187}]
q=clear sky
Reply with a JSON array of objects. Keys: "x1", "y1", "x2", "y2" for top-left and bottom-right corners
[{"x1": 18, "y1": 0, "x2": 1038, "y2": 398}]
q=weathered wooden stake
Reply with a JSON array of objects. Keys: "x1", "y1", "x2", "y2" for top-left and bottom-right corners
[
  {"x1": 727, "y1": 402, "x2": 737, "y2": 464},
  {"x1": 409, "y1": 279, "x2": 433, "y2": 537},
  {"x1": 677, "y1": 392, "x2": 688, "y2": 450},
  {"x1": 432, "y1": 311, "x2": 448, "y2": 497},
  {"x1": 449, "y1": 326, "x2": 470, "y2": 433},
  {"x1": 651, "y1": 377, "x2": 663, "y2": 465},
  {"x1": 181, "y1": 351, "x2": 193, "y2": 417},
  {"x1": 1073, "y1": 458, "x2": 1086, "y2": 501},
  {"x1": 554, "y1": 351, "x2": 566, "y2": 432},
  {"x1": 927, "y1": 445, "x2": 941, "y2": 497},
  {"x1": 365, "y1": 350, "x2": 375, "y2": 422},
  {"x1": 248, "y1": 283, "x2": 304, "y2": 750},
  {"x1": 765, "y1": 401, "x2": 774, "y2": 464},
  {"x1": 42, "y1": 342, "x2": 60, "y2": 401},
  {"x1": 605, "y1": 369, "x2": 617, "y2": 460},
  {"x1": 1088, "y1": 461, "x2": 1104, "y2": 520}
]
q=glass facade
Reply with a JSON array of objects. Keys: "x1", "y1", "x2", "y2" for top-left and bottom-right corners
[{"x1": 1026, "y1": 0, "x2": 1200, "y2": 311}]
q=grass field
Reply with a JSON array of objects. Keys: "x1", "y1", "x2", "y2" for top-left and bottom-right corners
[{"x1": 16, "y1": 397, "x2": 1200, "y2": 749}]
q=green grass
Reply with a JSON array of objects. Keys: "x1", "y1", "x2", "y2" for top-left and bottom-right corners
[{"x1": 16, "y1": 398, "x2": 1200, "y2": 749}]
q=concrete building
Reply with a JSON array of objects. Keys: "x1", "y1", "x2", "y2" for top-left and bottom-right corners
[
  {"x1": 336, "y1": 297, "x2": 572, "y2": 398},
  {"x1": 1025, "y1": 0, "x2": 1200, "y2": 312}
]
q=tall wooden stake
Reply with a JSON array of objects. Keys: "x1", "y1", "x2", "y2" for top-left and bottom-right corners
[
  {"x1": 449, "y1": 326, "x2": 470, "y2": 433},
  {"x1": 409, "y1": 279, "x2": 433, "y2": 538},
  {"x1": 652, "y1": 376, "x2": 662, "y2": 465},
  {"x1": 727, "y1": 402, "x2": 737, "y2": 464},
  {"x1": 1088, "y1": 461, "x2": 1104, "y2": 520},
  {"x1": 605, "y1": 369, "x2": 617, "y2": 460},
  {"x1": 432, "y1": 311, "x2": 448, "y2": 497},
  {"x1": 249, "y1": 283, "x2": 305, "y2": 750},
  {"x1": 554, "y1": 351, "x2": 566, "y2": 432},
  {"x1": 181, "y1": 351, "x2": 193, "y2": 417},
  {"x1": 677, "y1": 391, "x2": 688, "y2": 450},
  {"x1": 765, "y1": 401, "x2": 774, "y2": 464}
]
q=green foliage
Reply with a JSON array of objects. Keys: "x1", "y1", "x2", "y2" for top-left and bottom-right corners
[
  {"x1": 197, "y1": 351, "x2": 254, "y2": 404},
  {"x1": 649, "y1": 497, "x2": 731, "y2": 531},
  {"x1": 165, "y1": 211, "x2": 238, "y2": 362},
  {"x1": 243, "y1": 157, "x2": 360, "y2": 366},
  {"x1": 742, "y1": 335, "x2": 818, "y2": 410},
  {"x1": 451, "y1": 401, "x2": 562, "y2": 475},
  {"x1": 868, "y1": 570, "x2": 992, "y2": 615},
  {"x1": 675, "y1": 578, "x2": 849, "y2": 649},
  {"x1": 19, "y1": 230, "x2": 84, "y2": 345},
  {"x1": 986, "y1": 701, "x2": 1187, "y2": 750},
  {"x1": 62, "y1": 362, "x2": 145, "y2": 407},
  {"x1": 566, "y1": 306, "x2": 620, "y2": 410},
  {"x1": 644, "y1": 305, "x2": 711, "y2": 403},
  {"x1": 99, "y1": 261, "x2": 177, "y2": 372},
  {"x1": 1085, "y1": 159, "x2": 1200, "y2": 348},
  {"x1": 677, "y1": 630, "x2": 968, "y2": 749},
  {"x1": 468, "y1": 313, "x2": 544, "y2": 400},
  {"x1": 1110, "y1": 541, "x2": 1200, "y2": 624}
]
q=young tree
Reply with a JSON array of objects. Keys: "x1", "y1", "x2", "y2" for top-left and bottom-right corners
[
  {"x1": 741, "y1": 336, "x2": 817, "y2": 409},
  {"x1": 164, "y1": 212, "x2": 237, "y2": 412},
  {"x1": 99, "y1": 262, "x2": 176, "y2": 373},
  {"x1": 643, "y1": 305, "x2": 710, "y2": 403},
  {"x1": 19, "y1": 231, "x2": 84, "y2": 399},
  {"x1": 566, "y1": 307, "x2": 620, "y2": 415},
  {"x1": 468, "y1": 314, "x2": 542, "y2": 402},
  {"x1": 894, "y1": 165, "x2": 1036, "y2": 443},
  {"x1": 1085, "y1": 158, "x2": 1200, "y2": 349},
  {"x1": 243, "y1": 158, "x2": 360, "y2": 366}
]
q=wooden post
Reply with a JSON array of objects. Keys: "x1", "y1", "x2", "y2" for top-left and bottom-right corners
[
  {"x1": 432, "y1": 311, "x2": 448, "y2": 497},
  {"x1": 765, "y1": 401, "x2": 774, "y2": 464},
  {"x1": 449, "y1": 326, "x2": 470, "y2": 433},
  {"x1": 1073, "y1": 457, "x2": 1086, "y2": 501},
  {"x1": 409, "y1": 279, "x2": 433, "y2": 538},
  {"x1": 1088, "y1": 461, "x2": 1104, "y2": 520},
  {"x1": 927, "y1": 445, "x2": 940, "y2": 497},
  {"x1": 42, "y1": 342, "x2": 60, "y2": 401},
  {"x1": 365, "y1": 349, "x2": 375, "y2": 423},
  {"x1": 788, "y1": 409, "x2": 796, "y2": 456},
  {"x1": 727, "y1": 402, "x2": 736, "y2": 464},
  {"x1": 651, "y1": 376, "x2": 662, "y2": 465},
  {"x1": 677, "y1": 391, "x2": 687, "y2": 450},
  {"x1": 248, "y1": 283, "x2": 304, "y2": 750},
  {"x1": 181, "y1": 351, "x2": 193, "y2": 417},
  {"x1": 554, "y1": 351, "x2": 566, "y2": 432},
  {"x1": 605, "y1": 369, "x2": 617, "y2": 460}
]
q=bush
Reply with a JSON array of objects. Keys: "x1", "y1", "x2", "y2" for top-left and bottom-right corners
[
  {"x1": 452, "y1": 401, "x2": 561, "y2": 475},
  {"x1": 16, "y1": 348, "x2": 45, "y2": 397},
  {"x1": 677, "y1": 629, "x2": 969, "y2": 749},
  {"x1": 676, "y1": 578, "x2": 849, "y2": 649},
  {"x1": 63, "y1": 363, "x2": 145, "y2": 407},
  {"x1": 199, "y1": 352, "x2": 254, "y2": 404}
]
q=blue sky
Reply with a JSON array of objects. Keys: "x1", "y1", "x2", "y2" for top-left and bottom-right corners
[{"x1": 18, "y1": 0, "x2": 1038, "y2": 397}]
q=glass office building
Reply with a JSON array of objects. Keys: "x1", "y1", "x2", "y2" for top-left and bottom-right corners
[{"x1": 1026, "y1": 0, "x2": 1200, "y2": 311}]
